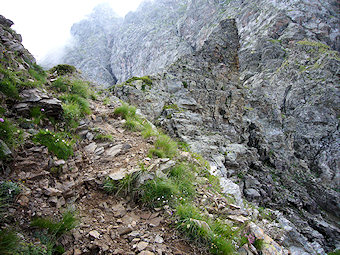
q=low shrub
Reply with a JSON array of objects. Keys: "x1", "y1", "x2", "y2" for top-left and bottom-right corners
[
  {"x1": 50, "y1": 64, "x2": 76, "y2": 76},
  {"x1": 32, "y1": 130, "x2": 73, "y2": 160}
]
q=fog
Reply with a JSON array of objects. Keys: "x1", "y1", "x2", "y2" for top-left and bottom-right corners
[{"x1": 1, "y1": 0, "x2": 145, "y2": 61}]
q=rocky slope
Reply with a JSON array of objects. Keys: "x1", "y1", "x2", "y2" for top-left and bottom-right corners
[
  {"x1": 55, "y1": 0, "x2": 340, "y2": 254},
  {"x1": 0, "y1": 14, "x2": 302, "y2": 255}
]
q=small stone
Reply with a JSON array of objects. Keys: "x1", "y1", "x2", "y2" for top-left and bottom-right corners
[
  {"x1": 227, "y1": 215, "x2": 249, "y2": 224},
  {"x1": 85, "y1": 142, "x2": 97, "y2": 153},
  {"x1": 73, "y1": 248, "x2": 82, "y2": 255},
  {"x1": 154, "y1": 235, "x2": 164, "y2": 244},
  {"x1": 86, "y1": 132, "x2": 94, "y2": 141},
  {"x1": 137, "y1": 241, "x2": 149, "y2": 251},
  {"x1": 148, "y1": 217, "x2": 163, "y2": 227},
  {"x1": 89, "y1": 230, "x2": 100, "y2": 239},
  {"x1": 44, "y1": 187, "x2": 62, "y2": 196},
  {"x1": 118, "y1": 226, "x2": 134, "y2": 235},
  {"x1": 139, "y1": 251, "x2": 155, "y2": 255},
  {"x1": 54, "y1": 159, "x2": 66, "y2": 166}
]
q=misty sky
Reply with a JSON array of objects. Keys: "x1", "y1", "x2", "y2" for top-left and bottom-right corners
[{"x1": 1, "y1": 0, "x2": 144, "y2": 61}]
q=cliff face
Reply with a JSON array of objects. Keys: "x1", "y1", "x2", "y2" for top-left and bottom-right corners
[{"x1": 58, "y1": 0, "x2": 339, "y2": 253}]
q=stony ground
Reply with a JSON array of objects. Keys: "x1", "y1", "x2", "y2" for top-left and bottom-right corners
[{"x1": 4, "y1": 93, "x2": 212, "y2": 254}]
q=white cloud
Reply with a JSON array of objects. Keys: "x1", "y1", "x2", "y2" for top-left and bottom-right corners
[{"x1": 1, "y1": 0, "x2": 144, "y2": 60}]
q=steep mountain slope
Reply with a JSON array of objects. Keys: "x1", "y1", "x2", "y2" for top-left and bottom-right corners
[
  {"x1": 0, "y1": 13, "x2": 301, "y2": 255},
  {"x1": 50, "y1": 0, "x2": 339, "y2": 254}
]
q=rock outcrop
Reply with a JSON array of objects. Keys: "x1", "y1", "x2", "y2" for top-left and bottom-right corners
[{"x1": 52, "y1": 0, "x2": 339, "y2": 253}]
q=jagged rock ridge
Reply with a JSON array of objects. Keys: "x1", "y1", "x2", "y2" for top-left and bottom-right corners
[{"x1": 54, "y1": 0, "x2": 339, "y2": 253}]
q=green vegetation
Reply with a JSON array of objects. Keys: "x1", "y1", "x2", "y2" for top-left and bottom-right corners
[
  {"x1": 176, "y1": 204, "x2": 235, "y2": 255},
  {"x1": 103, "y1": 171, "x2": 141, "y2": 197},
  {"x1": 94, "y1": 133, "x2": 114, "y2": 142},
  {"x1": 0, "y1": 63, "x2": 46, "y2": 99},
  {"x1": 28, "y1": 63, "x2": 47, "y2": 85},
  {"x1": 0, "y1": 181, "x2": 21, "y2": 203},
  {"x1": 30, "y1": 106, "x2": 46, "y2": 125},
  {"x1": 114, "y1": 103, "x2": 136, "y2": 119},
  {"x1": 32, "y1": 129, "x2": 73, "y2": 160},
  {"x1": 163, "y1": 104, "x2": 180, "y2": 111},
  {"x1": 148, "y1": 134, "x2": 178, "y2": 158},
  {"x1": 103, "y1": 97, "x2": 110, "y2": 105},
  {"x1": 297, "y1": 40, "x2": 330, "y2": 50},
  {"x1": 0, "y1": 230, "x2": 18, "y2": 255},
  {"x1": 51, "y1": 78, "x2": 91, "y2": 127},
  {"x1": 49, "y1": 64, "x2": 76, "y2": 76},
  {"x1": 328, "y1": 249, "x2": 340, "y2": 255},
  {"x1": 0, "y1": 117, "x2": 22, "y2": 159},
  {"x1": 182, "y1": 81, "x2": 188, "y2": 88},
  {"x1": 122, "y1": 76, "x2": 153, "y2": 91},
  {"x1": 30, "y1": 210, "x2": 78, "y2": 254},
  {"x1": 114, "y1": 103, "x2": 156, "y2": 137},
  {"x1": 51, "y1": 77, "x2": 68, "y2": 92}
]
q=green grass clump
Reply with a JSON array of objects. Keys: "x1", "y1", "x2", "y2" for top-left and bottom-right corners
[
  {"x1": 0, "y1": 117, "x2": 22, "y2": 159},
  {"x1": 0, "y1": 66, "x2": 19, "y2": 99},
  {"x1": 0, "y1": 181, "x2": 21, "y2": 203},
  {"x1": 149, "y1": 134, "x2": 178, "y2": 158},
  {"x1": 94, "y1": 133, "x2": 114, "y2": 142},
  {"x1": 28, "y1": 63, "x2": 46, "y2": 84},
  {"x1": 176, "y1": 204, "x2": 235, "y2": 255},
  {"x1": 124, "y1": 76, "x2": 153, "y2": 91},
  {"x1": 0, "y1": 230, "x2": 18, "y2": 255},
  {"x1": 124, "y1": 117, "x2": 142, "y2": 131},
  {"x1": 60, "y1": 94, "x2": 90, "y2": 115},
  {"x1": 32, "y1": 130, "x2": 73, "y2": 160},
  {"x1": 30, "y1": 106, "x2": 46, "y2": 125},
  {"x1": 0, "y1": 118, "x2": 17, "y2": 147},
  {"x1": 140, "y1": 178, "x2": 179, "y2": 207},
  {"x1": 0, "y1": 64, "x2": 42, "y2": 99},
  {"x1": 49, "y1": 64, "x2": 76, "y2": 76},
  {"x1": 103, "y1": 171, "x2": 141, "y2": 197},
  {"x1": 114, "y1": 104, "x2": 136, "y2": 119},
  {"x1": 31, "y1": 211, "x2": 78, "y2": 238},
  {"x1": 141, "y1": 122, "x2": 155, "y2": 139},
  {"x1": 328, "y1": 249, "x2": 340, "y2": 255},
  {"x1": 51, "y1": 77, "x2": 68, "y2": 93},
  {"x1": 30, "y1": 210, "x2": 77, "y2": 254},
  {"x1": 70, "y1": 80, "x2": 89, "y2": 99}
]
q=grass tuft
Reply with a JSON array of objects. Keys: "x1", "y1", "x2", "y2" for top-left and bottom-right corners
[
  {"x1": 149, "y1": 134, "x2": 178, "y2": 158},
  {"x1": 114, "y1": 104, "x2": 136, "y2": 119},
  {"x1": 33, "y1": 130, "x2": 73, "y2": 160},
  {"x1": 31, "y1": 210, "x2": 78, "y2": 238},
  {"x1": 0, "y1": 230, "x2": 18, "y2": 255}
]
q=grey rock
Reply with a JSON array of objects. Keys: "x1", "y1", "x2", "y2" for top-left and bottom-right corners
[
  {"x1": 14, "y1": 89, "x2": 63, "y2": 118},
  {"x1": 244, "y1": 189, "x2": 261, "y2": 200},
  {"x1": 0, "y1": 15, "x2": 14, "y2": 27},
  {"x1": 84, "y1": 142, "x2": 97, "y2": 153},
  {"x1": 0, "y1": 140, "x2": 12, "y2": 157}
]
